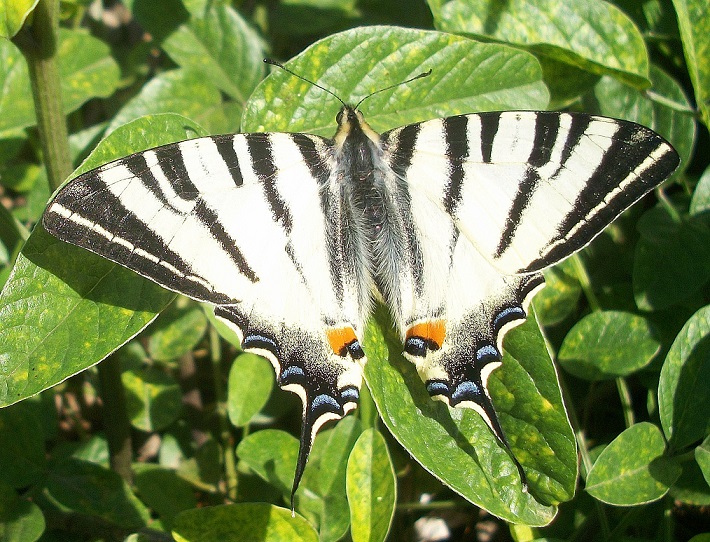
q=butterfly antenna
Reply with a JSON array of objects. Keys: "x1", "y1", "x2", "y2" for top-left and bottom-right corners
[
  {"x1": 354, "y1": 69, "x2": 432, "y2": 110},
  {"x1": 264, "y1": 58, "x2": 347, "y2": 107}
]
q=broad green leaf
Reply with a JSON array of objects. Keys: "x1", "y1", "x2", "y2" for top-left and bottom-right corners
[
  {"x1": 125, "y1": 0, "x2": 189, "y2": 42},
  {"x1": 669, "y1": 459, "x2": 710, "y2": 505},
  {"x1": 147, "y1": 299, "x2": 208, "y2": 361},
  {"x1": 227, "y1": 353, "x2": 274, "y2": 427},
  {"x1": 0, "y1": 115, "x2": 206, "y2": 407},
  {"x1": 0, "y1": 0, "x2": 39, "y2": 38},
  {"x1": 245, "y1": 25, "x2": 548, "y2": 135},
  {"x1": 0, "y1": 482, "x2": 44, "y2": 542},
  {"x1": 176, "y1": 439, "x2": 222, "y2": 491},
  {"x1": 236, "y1": 429, "x2": 299, "y2": 498},
  {"x1": 133, "y1": 464, "x2": 198, "y2": 524},
  {"x1": 40, "y1": 458, "x2": 150, "y2": 529},
  {"x1": 364, "y1": 307, "x2": 574, "y2": 525},
  {"x1": 594, "y1": 64, "x2": 696, "y2": 172},
  {"x1": 270, "y1": 0, "x2": 359, "y2": 37},
  {"x1": 659, "y1": 304, "x2": 710, "y2": 451},
  {"x1": 0, "y1": 200, "x2": 22, "y2": 269},
  {"x1": 312, "y1": 416, "x2": 361, "y2": 542},
  {"x1": 633, "y1": 205, "x2": 710, "y2": 311},
  {"x1": 106, "y1": 69, "x2": 222, "y2": 134},
  {"x1": 121, "y1": 364, "x2": 183, "y2": 432},
  {"x1": 429, "y1": 0, "x2": 650, "y2": 88},
  {"x1": 161, "y1": 2, "x2": 264, "y2": 102},
  {"x1": 0, "y1": 40, "x2": 35, "y2": 137},
  {"x1": 0, "y1": 402, "x2": 46, "y2": 488},
  {"x1": 558, "y1": 311, "x2": 660, "y2": 381},
  {"x1": 57, "y1": 29, "x2": 121, "y2": 115},
  {"x1": 172, "y1": 503, "x2": 318, "y2": 542},
  {"x1": 539, "y1": 56, "x2": 600, "y2": 109},
  {"x1": 690, "y1": 165, "x2": 710, "y2": 216},
  {"x1": 346, "y1": 428, "x2": 396, "y2": 542},
  {"x1": 0, "y1": 30, "x2": 119, "y2": 137},
  {"x1": 671, "y1": 0, "x2": 710, "y2": 127},
  {"x1": 533, "y1": 259, "x2": 581, "y2": 327},
  {"x1": 696, "y1": 436, "x2": 710, "y2": 487},
  {"x1": 586, "y1": 422, "x2": 681, "y2": 505}
]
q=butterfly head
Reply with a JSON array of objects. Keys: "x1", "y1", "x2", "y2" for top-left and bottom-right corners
[{"x1": 333, "y1": 105, "x2": 380, "y2": 147}]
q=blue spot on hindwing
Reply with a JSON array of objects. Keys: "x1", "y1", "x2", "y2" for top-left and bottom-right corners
[
  {"x1": 426, "y1": 380, "x2": 450, "y2": 396},
  {"x1": 452, "y1": 381, "x2": 480, "y2": 402},
  {"x1": 476, "y1": 344, "x2": 499, "y2": 361},
  {"x1": 312, "y1": 394, "x2": 340, "y2": 412}
]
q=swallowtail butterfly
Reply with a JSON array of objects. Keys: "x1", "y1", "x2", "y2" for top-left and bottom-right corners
[{"x1": 42, "y1": 64, "x2": 680, "y2": 506}]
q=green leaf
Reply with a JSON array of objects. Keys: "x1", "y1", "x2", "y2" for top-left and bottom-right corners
[
  {"x1": 0, "y1": 402, "x2": 46, "y2": 488},
  {"x1": 533, "y1": 259, "x2": 581, "y2": 327},
  {"x1": 106, "y1": 69, "x2": 222, "y2": 134},
  {"x1": 227, "y1": 353, "x2": 274, "y2": 427},
  {"x1": 161, "y1": 2, "x2": 264, "y2": 103},
  {"x1": 40, "y1": 458, "x2": 150, "y2": 529},
  {"x1": 690, "y1": 164, "x2": 710, "y2": 216},
  {"x1": 594, "y1": 64, "x2": 696, "y2": 172},
  {"x1": 245, "y1": 26, "x2": 548, "y2": 136},
  {"x1": 57, "y1": 29, "x2": 121, "y2": 116},
  {"x1": 0, "y1": 114, "x2": 206, "y2": 407},
  {"x1": 346, "y1": 428, "x2": 396, "y2": 542},
  {"x1": 172, "y1": 503, "x2": 318, "y2": 542},
  {"x1": 659, "y1": 304, "x2": 710, "y2": 451},
  {"x1": 586, "y1": 422, "x2": 681, "y2": 505},
  {"x1": 558, "y1": 311, "x2": 660, "y2": 381},
  {"x1": 0, "y1": 0, "x2": 38, "y2": 38},
  {"x1": 671, "y1": 0, "x2": 710, "y2": 127},
  {"x1": 364, "y1": 306, "x2": 574, "y2": 525},
  {"x1": 669, "y1": 459, "x2": 710, "y2": 505},
  {"x1": 0, "y1": 482, "x2": 44, "y2": 542},
  {"x1": 121, "y1": 363, "x2": 183, "y2": 432},
  {"x1": 147, "y1": 299, "x2": 208, "y2": 361},
  {"x1": 0, "y1": 30, "x2": 120, "y2": 137},
  {"x1": 236, "y1": 429, "x2": 299, "y2": 499},
  {"x1": 133, "y1": 464, "x2": 198, "y2": 524},
  {"x1": 696, "y1": 435, "x2": 710, "y2": 488},
  {"x1": 633, "y1": 205, "x2": 710, "y2": 310},
  {"x1": 309, "y1": 416, "x2": 361, "y2": 542},
  {"x1": 430, "y1": 0, "x2": 650, "y2": 88},
  {"x1": 270, "y1": 0, "x2": 359, "y2": 37}
]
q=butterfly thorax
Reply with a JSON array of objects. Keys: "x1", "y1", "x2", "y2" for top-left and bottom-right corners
[{"x1": 332, "y1": 105, "x2": 408, "y2": 321}]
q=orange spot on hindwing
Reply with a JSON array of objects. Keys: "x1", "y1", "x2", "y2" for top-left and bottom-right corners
[
  {"x1": 404, "y1": 320, "x2": 446, "y2": 357},
  {"x1": 326, "y1": 326, "x2": 364, "y2": 359}
]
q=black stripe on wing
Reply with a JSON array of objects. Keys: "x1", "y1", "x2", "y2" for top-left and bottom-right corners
[
  {"x1": 245, "y1": 133, "x2": 293, "y2": 233},
  {"x1": 527, "y1": 120, "x2": 680, "y2": 270},
  {"x1": 44, "y1": 171, "x2": 236, "y2": 304},
  {"x1": 443, "y1": 115, "x2": 469, "y2": 215},
  {"x1": 212, "y1": 135, "x2": 245, "y2": 186}
]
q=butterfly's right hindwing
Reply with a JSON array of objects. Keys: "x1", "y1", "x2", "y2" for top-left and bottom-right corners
[{"x1": 43, "y1": 132, "x2": 368, "y2": 502}]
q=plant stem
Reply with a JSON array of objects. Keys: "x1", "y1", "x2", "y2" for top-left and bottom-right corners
[
  {"x1": 98, "y1": 354, "x2": 134, "y2": 485},
  {"x1": 12, "y1": 0, "x2": 71, "y2": 192}
]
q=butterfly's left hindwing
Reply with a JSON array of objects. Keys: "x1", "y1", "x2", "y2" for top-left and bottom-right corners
[{"x1": 43, "y1": 132, "x2": 369, "y2": 502}]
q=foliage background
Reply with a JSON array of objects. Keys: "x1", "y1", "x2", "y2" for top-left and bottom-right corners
[{"x1": 0, "y1": 0, "x2": 708, "y2": 541}]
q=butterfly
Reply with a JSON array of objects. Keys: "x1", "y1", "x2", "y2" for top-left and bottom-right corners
[{"x1": 42, "y1": 64, "x2": 679, "y2": 507}]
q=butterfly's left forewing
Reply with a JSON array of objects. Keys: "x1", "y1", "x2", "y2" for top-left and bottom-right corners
[{"x1": 43, "y1": 132, "x2": 368, "y2": 501}]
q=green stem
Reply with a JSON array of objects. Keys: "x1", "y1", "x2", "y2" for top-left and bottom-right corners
[
  {"x1": 615, "y1": 377, "x2": 635, "y2": 428},
  {"x1": 97, "y1": 354, "x2": 134, "y2": 485},
  {"x1": 12, "y1": 0, "x2": 71, "y2": 192},
  {"x1": 211, "y1": 325, "x2": 238, "y2": 501},
  {"x1": 570, "y1": 253, "x2": 601, "y2": 312}
]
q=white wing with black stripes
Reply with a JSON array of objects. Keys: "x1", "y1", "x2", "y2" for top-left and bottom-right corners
[{"x1": 42, "y1": 104, "x2": 679, "y2": 505}]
